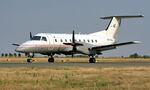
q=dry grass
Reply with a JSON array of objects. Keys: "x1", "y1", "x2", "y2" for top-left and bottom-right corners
[
  {"x1": 0, "y1": 57, "x2": 150, "y2": 63},
  {"x1": 0, "y1": 66, "x2": 150, "y2": 90}
]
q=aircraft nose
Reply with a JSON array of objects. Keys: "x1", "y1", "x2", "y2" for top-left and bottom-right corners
[{"x1": 15, "y1": 47, "x2": 24, "y2": 52}]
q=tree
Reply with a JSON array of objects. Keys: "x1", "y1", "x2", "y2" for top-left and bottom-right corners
[
  {"x1": 18, "y1": 53, "x2": 21, "y2": 57},
  {"x1": 1, "y1": 53, "x2": 4, "y2": 57},
  {"x1": 14, "y1": 53, "x2": 17, "y2": 57},
  {"x1": 5, "y1": 53, "x2": 8, "y2": 57},
  {"x1": 129, "y1": 53, "x2": 141, "y2": 58},
  {"x1": 143, "y1": 55, "x2": 150, "y2": 58},
  {"x1": 9, "y1": 53, "x2": 13, "y2": 57}
]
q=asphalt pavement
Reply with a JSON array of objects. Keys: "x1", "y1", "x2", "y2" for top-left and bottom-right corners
[{"x1": 0, "y1": 62, "x2": 150, "y2": 68}]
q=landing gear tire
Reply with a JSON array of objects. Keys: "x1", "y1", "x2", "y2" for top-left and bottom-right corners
[
  {"x1": 89, "y1": 58, "x2": 96, "y2": 63},
  {"x1": 27, "y1": 59, "x2": 33, "y2": 63},
  {"x1": 48, "y1": 57, "x2": 54, "y2": 63}
]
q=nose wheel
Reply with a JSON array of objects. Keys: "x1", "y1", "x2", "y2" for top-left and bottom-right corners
[
  {"x1": 48, "y1": 57, "x2": 54, "y2": 62},
  {"x1": 27, "y1": 58, "x2": 33, "y2": 63},
  {"x1": 48, "y1": 54, "x2": 55, "y2": 63}
]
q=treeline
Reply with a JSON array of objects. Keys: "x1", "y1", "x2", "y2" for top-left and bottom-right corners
[
  {"x1": 0, "y1": 52, "x2": 149, "y2": 58},
  {"x1": 1, "y1": 53, "x2": 21, "y2": 57},
  {"x1": 129, "y1": 53, "x2": 150, "y2": 58}
]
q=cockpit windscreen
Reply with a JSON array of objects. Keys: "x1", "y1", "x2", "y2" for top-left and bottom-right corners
[
  {"x1": 31, "y1": 36, "x2": 47, "y2": 41},
  {"x1": 32, "y1": 36, "x2": 41, "y2": 40}
]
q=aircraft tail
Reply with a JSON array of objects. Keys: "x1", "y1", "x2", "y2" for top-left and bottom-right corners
[
  {"x1": 90, "y1": 15, "x2": 144, "y2": 39},
  {"x1": 101, "y1": 15, "x2": 143, "y2": 38}
]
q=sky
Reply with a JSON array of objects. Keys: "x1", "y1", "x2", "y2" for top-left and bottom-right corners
[{"x1": 0, "y1": 0, "x2": 149, "y2": 57}]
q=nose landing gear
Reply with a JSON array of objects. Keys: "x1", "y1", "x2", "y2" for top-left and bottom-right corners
[
  {"x1": 48, "y1": 54, "x2": 55, "y2": 63},
  {"x1": 26, "y1": 53, "x2": 34, "y2": 63},
  {"x1": 48, "y1": 57, "x2": 54, "y2": 62}
]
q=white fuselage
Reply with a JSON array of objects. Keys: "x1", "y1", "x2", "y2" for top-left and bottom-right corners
[
  {"x1": 14, "y1": 15, "x2": 143, "y2": 61},
  {"x1": 15, "y1": 33, "x2": 115, "y2": 55}
]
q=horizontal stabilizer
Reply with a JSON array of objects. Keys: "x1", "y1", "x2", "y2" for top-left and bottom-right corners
[
  {"x1": 101, "y1": 15, "x2": 144, "y2": 19},
  {"x1": 12, "y1": 43, "x2": 20, "y2": 46}
]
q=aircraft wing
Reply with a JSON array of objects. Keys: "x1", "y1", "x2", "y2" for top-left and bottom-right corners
[
  {"x1": 91, "y1": 41, "x2": 141, "y2": 51},
  {"x1": 63, "y1": 41, "x2": 141, "y2": 55}
]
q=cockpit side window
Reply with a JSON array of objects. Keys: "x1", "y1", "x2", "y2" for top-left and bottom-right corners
[
  {"x1": 32, "y1": 36, "x2": 41, "y2": 40},
  {"x1": 41, "y1": 37, "x2": 47, "y2": 41}
]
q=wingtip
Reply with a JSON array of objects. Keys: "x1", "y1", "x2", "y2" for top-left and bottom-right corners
[
  {"x1": 133, "y1": 41, "x2": 142, "y2": 44},
  {"x1": 140, "y1": 15, "x2": 144, "y2": 17}
]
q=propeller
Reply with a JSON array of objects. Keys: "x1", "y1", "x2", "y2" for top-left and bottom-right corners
[
  {"x1": 71, "y1": 30, "x2": 77, "y2": 57},
  {"x1": 30, "y1": 32, "x2": 33, "y2": 40},
  {"x1": 63, "y1": 30, "x2": 83, "y2": 57}
]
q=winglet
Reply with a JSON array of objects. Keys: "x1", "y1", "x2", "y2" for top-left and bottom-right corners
[{"x1": 133, "y1": 41, "x2": 142, "y2": 44}]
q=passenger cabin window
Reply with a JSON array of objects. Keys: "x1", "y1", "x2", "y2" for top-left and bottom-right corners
[
  {"x1": 55, "y1": 39, "x2": 57, "y2": 42},
  {"x1": 95, "y1": 40, "x2": 97, "y2": 43},
  {"x1": 32, "y1": 36, "x2": 41, "y2": 40},
  {"x1": 65, "y1": 39, "x2": 67, "y2": 42},
  {"x1": 83, "y1": 39, "x2": 85, "y2": 42},
  {"x1": 41, "y1": 37, "x2": 47, "y2": 41},
  {"x1": 60, "y1": 39, "x2": 63, "y2": 42}
]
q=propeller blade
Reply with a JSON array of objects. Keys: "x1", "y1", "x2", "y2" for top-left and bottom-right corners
[
  {"x1": 30, "y1": 32, "x2": 33, "y2": 40},
  {"x1": 72, "y1": 30, "x2": 76, "y2": 52},
  {"x1": 73, "y1": 46, "x2": 77, "y2": 51},
  {"x1": 72, "y1": 30, "x2": 75, "y2": 44},
  {"x1": 71, "y1": 30, "x2": 75, "y2": 57},
  {"x1": 71, "y1": 30, "x2": 78, "y2": 57}
]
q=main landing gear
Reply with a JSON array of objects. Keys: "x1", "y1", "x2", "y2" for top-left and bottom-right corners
[
  {"x1": 48, "y1": 54, "x2": 55, "y2": 63},
  {"x1": 89, "y1": 56, "x2": 96, "y2": 63}
]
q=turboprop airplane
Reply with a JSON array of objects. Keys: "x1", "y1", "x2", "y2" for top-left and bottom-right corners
[{"x1": 13, "y1": 15, "x2": 143, "y2": 63}]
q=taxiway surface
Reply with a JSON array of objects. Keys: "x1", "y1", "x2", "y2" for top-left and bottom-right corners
[{"x1": 0, "y1": 62, "x2": 150, "y2": 68}]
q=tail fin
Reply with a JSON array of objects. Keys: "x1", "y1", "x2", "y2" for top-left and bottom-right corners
[{"x1": 101, "y1": 15, "x2": 144, "y2": 38}]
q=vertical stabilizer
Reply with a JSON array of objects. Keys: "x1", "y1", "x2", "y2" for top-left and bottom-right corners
[
  {"x1": 100, "y1": 15, "x2": 144, "y2": 39},
  {"x1": 104, "y1": 17, "x2": 121, "y2": 38}
]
